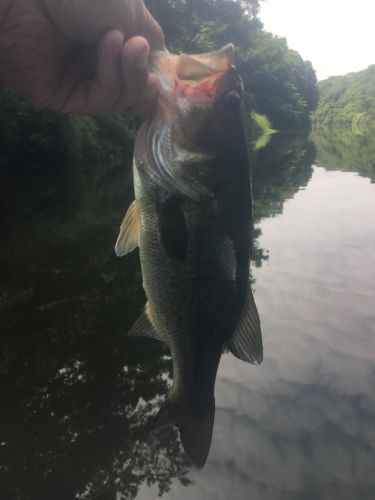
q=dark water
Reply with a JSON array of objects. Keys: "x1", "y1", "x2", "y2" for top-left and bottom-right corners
[{"x1": 1, "y1": 128, "x2": 374, "y2": 500}]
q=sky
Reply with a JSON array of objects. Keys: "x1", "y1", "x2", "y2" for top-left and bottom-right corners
[{"x1": 259, "y1": 0, "x2": 375, "y2": 80}]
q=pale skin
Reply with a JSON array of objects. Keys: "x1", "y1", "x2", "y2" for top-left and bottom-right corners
[{"x1": 0, "y1": 0, "x2": 165, "y2": 115}]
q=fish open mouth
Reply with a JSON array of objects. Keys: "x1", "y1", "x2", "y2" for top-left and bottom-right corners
[{"x1": 150, "y1": 44, "x2": 237, "y2": 108}]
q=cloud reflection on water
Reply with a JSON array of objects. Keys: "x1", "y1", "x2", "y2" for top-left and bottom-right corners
[{"x1": 152, "y1": 167, "x2": 375, "y2": 500}]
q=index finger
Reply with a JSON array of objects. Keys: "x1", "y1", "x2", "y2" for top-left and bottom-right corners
[
  {"x1": 43, "y1": 0, "x2": 165, "y2": 49},
  {"x1": 136, "y1": 5, "x2": 165, "y2": 51}
]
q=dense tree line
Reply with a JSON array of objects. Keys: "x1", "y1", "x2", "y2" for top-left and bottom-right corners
[
  {"x1": 146, "y1": 0, "x2": 318, "y2": 130},
  {"x1": 313, "y1": 65, "x2": 375, "y2": 130}
]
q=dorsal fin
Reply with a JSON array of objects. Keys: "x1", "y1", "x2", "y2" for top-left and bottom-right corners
[
  {"x1": 226, "y1": 290, "x2": 263, "y2": 364},
  {"x1": 115, "y1": 200, "x2": 140, "y2": 257}
]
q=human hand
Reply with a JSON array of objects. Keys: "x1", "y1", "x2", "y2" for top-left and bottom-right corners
[{"x1": 0, "y1": 0, "x2": 165, "y2": 115}]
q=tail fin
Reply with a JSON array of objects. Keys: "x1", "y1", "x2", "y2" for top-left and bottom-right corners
[{"x1": 154, "y1": 397, "x2": 215, "y2": 468}]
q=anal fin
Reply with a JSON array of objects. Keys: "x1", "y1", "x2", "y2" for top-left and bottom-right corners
[
  {"x1": 227, "y1": 290, "x2": 263, "y2": 364},
  {"x1": 128, "y1": 303, "x2": 160, "y2": 341}
]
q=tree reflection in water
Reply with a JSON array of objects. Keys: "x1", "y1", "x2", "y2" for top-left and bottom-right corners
[
  {"x1": 0, "y1": 89, "x2": 316, "y2": 499},
  {"x1": 252, "y1": 131, "x2": 316, "y2": 221},
  {"x1": 0, "y1": 104, "x2": 190, "y2": 499},
  {"x1": 311, "y1": 126, "x2": 375, "y2": 182}
]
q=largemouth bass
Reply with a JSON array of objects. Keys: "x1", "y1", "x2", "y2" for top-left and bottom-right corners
[{"x1": 115, "y1": 44, "x2": 262, "y2": 467}]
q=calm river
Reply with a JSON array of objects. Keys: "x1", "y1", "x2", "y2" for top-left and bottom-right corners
[{"x1": 1, "y1": 129, "x2": 374, "y2": 500}]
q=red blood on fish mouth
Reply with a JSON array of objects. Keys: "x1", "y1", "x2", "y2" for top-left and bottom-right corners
[{"x1": 173, "y1": 74, "x2": 223, "y2": 101}]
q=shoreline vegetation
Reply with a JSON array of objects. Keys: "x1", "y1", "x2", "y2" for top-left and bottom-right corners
[
  {"x1": 311, "y1": 127, "x2": 375, "y2": 183},
  {"x1": 313, "y1": 65, "x2": 375, "y2": 133},
  {"x1": 251, "y1": 112, "x2": 278, "y2": 150}
]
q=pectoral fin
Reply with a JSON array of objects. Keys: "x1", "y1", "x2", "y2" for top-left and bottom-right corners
[
  {"x1": 128, "y1": 304, "x2": 160, "y2": 341},
  {"x1": 115, "y1": 200, "x2": 140, "y2": 257},
  {"x1": 227, "y1": 291, "x2": 263, "y2": 364}
]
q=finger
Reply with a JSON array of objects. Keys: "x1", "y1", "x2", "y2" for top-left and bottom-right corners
[
  {"x1": 133, "y1": 72, "x2": 159, "y2": 117},
  {"x1": 60, "y1": 29, "x2": 124, "y2": 114},
  {"x1": 96, "y1": 29, "x2": 124, "y2": 93},
  {"x1": 123, "y1": 36, "x2": 150, "y2": 90},
  {"x1": 138, "y1": 7, "x2": 165, "y2": 51},
  {"x1": 111, "y1": 36, "x2": 157, "y2": 116},
  {"x1": 44, "y1": 0, "x2": 166, "y2": 50}
]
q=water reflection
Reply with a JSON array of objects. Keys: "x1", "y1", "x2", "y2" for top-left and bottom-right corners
[
  {"x1": 252, "y1": 132, "x2": 316, "y2": 221},
  {"x1": 155, "y1": 164, "x2": 375, "y2": 499},
  {"x1": 0, "y1": 110, "x2": 191, "y2": 498},
  {"x1": 311, "y1": 126, "x2": 375, "y2": 182},
  {"x1": 2, "y1": 123, "x2": 374, "y2": 499}
]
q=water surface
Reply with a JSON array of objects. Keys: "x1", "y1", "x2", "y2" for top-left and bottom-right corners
[
  {"x1": 151, "y1": 162, "x2": 375, "y2": 500},
  {"x1": 1, "y1": 130, "x2": 374, "y2": 500}
]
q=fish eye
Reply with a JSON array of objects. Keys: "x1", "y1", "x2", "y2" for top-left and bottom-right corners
[{"x1": 221, "y1": 90, "x2": 241, "y2": 114}]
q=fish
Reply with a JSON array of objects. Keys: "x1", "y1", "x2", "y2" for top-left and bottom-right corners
[{"x1": 115, "y1": 44, "x2": 262, "y2": 468}]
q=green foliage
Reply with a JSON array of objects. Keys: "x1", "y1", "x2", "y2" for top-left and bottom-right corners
[
  {"x1": 238, "y1": 31, "x2": 318, "y2": 130},
  {"x1": 311, "y1": 126, "x2": 375, "y2": 182},
  {"x1": 146, "y1": 0, "x2": 263, "y2": 53},
  {"x1": 313, "y1": 65, "x2": 375, "y2": 129},
  {"x1": 251, "y1": 112, "x2": 277, "y2": 150},
  {"x1": 146, "y1": 0, "x2": 318, "y2": 131},
  {"x1": 252, "y1": 112, "x2": 275, "y2": 133}
]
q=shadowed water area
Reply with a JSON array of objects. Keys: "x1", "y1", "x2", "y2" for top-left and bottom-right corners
[{"x1": 1, "y1": 122, "x2": 374, "y2": 499}]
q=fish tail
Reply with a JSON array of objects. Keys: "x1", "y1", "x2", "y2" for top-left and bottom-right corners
[{"x1": 154, "y1": 396, "x2": 215, "y2": 468}]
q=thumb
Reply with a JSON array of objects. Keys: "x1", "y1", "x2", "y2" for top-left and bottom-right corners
[
  {"x1": 135, "y1": 6, "x2": 165, "y2": 51},
  {"x1": 43, "y1": 0, "x2": 164, "y2": 49}
]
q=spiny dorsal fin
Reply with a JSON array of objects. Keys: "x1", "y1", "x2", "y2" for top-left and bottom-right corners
[
  {"x1": 115, "y1": 200, "x2": 140, "y2": 257},
  {"x1": 227, "y1": 290, "x2": 263, "y2": 364},
  {"x1": 128, "y1": 304, "x2": 160, "y2": 340}
]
